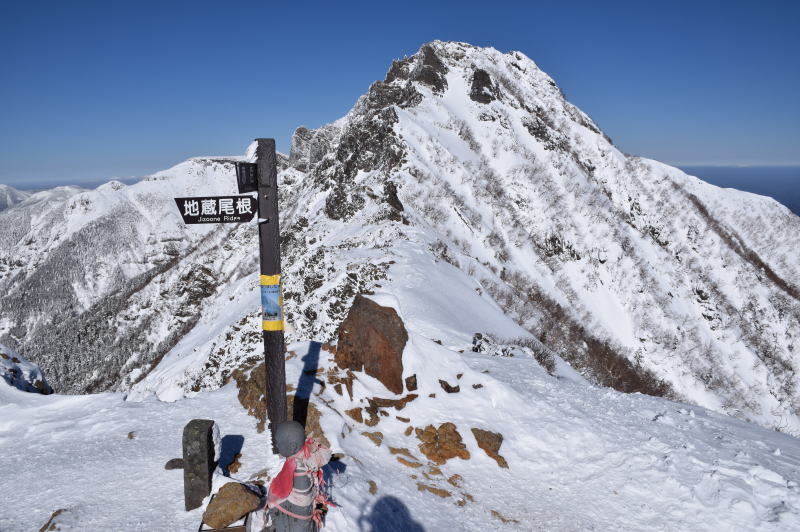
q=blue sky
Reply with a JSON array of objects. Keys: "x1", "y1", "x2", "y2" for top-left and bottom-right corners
[{"x1": 1, "y1": 0, "x2": 798, "y2": 188}]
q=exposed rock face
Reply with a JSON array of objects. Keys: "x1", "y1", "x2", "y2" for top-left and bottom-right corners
[
  {"x1": 417, "y1": 482, "x2": 452, "y2": 498},
  {"x1": 386, "y1": 43, "x2": 449, "y2": 93},
  {"x1": 287, "y1": 393, "x2": 330, "y2": 449},
  {"x1": 335, "y1": 295, "x2": 408, "y2": 394},
  {"x1": 470, "y1": 68, "x2": 497, "y2": 103},
  {"x1": 202, "y1": 482, "x2": 260, "y2": 529},
  {"x1": 232, "y1": 362, "x2": 267, "y2": 432},
  {"x1": 439, "y1": 379, "x2": 460, "y2": 393},
  {"x1": 471, "y1": 428, "x2": 509, "y2": 468},
  {"x1": 416, "y1": 423, "x2": 471, "y2": 465}
]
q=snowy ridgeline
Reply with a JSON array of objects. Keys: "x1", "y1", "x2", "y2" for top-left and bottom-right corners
[{"x1": 1, "y1": 39, "x2": 800, "y2": 530}]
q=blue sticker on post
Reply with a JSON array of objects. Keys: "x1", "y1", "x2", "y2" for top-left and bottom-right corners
[{"x1": 260, "y1": 274, "x2": 283, "y2": 331}]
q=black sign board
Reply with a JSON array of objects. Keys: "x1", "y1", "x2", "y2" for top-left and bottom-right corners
[
  {"x1": 235, "y1": 162, "x2": 259, "y2": 193},
  {"x1": 174, "y1": 195, "x2": 257, "y2": 224}
]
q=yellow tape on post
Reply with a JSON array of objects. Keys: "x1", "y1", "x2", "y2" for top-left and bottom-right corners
[{"x1": 260, "y1": 274, "x2": 284, "y2": 331}]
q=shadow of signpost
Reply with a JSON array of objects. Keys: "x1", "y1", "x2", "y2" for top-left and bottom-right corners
[
  {"x1": 358, "y1": 496, "x2": 425, "y2": 532},
  {"x1": 292, "y1": 341, "x2": 323, "y2": 427},
  {"x1": 218, "y1": 434, "x2": 244, "y2": 476}
]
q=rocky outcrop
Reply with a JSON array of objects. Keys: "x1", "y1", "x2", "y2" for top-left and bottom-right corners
[
  {"x1": 0, "y1": 345, "x2": 53, "y2": 394},
  {"x1": 416, "y1": 423, "x2": 471, "y2": 465},
  {"x1": 232, "y1": 362, "x2": 267, "y2": 432},
  {"x1": 471, "y1": 428, "x2": 508, "y2": 468},
  {"x1": 335, "y1": 295, "x2": 408, "y2": 394},
  {"x1": 202, "y1": 482, "x2": 260, "y2": 529},
  {"x1": 469, "y1": 68, "x2": 497, "y2": 103}
]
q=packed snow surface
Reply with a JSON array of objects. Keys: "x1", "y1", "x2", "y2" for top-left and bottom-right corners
[{"x1": 2, "y1": 338, "x2": 800, "y2": 531}]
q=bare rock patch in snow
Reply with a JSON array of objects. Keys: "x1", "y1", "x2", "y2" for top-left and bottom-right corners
[
  {"x1": 416, "y1": 422, "x2": 471, "y2": 465},
  {"x1": 335, "y1": 294, "x2": 408, "y2": 395}
]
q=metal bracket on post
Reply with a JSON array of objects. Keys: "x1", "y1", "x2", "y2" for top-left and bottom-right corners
[{"x1": 235, "y1": 162, "x2": 259, "y2": 194}]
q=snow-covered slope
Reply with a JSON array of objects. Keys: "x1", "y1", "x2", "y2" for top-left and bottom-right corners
[
  {"x1": 0, "y1": 184, "x2": 31, "y2": 212},
  {"x1": 4, "y1": 334, "x2": 800, "y2": 530},
  {"x1": 0, "y1": 162, "x2": 260, "y2": 393},
  {"x1": 277, "y1": 41, "x2": 800, "y2": 433},
  {"x1": 3, "y1": 41, "x2": 800, "y2": 437}
]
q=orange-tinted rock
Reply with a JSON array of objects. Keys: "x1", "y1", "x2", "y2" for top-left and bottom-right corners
[
  {"x1": 417, "y1": 482, "x2": 451, "y2": 497},
  {"x1": 202, "y1": 482, "x2": 260, "y2": 529},
  {"x1": 471, "y1": 428, "x2": 509, "y2": 468},
  {"x1": 345, "y1": 407, "x2": 364, "y2": 423},
  {"x1": 415, "y1": 423, "x2": 470, "y2": 465},
  {"x1": 336, "y1": 295, "x2": 407, "y2": 394},
  {"x1": 361, "y1": 431, "x2": 384, "y2": 446}
]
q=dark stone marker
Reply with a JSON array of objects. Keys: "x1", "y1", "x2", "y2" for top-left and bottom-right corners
[{"x1": 183, "y1": 419, "x2": 216, "y2": 511}]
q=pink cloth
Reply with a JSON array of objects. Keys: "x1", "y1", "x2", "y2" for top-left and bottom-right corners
[{"x1": 269, "y1": 455, "x2": 297, "y2": 500}]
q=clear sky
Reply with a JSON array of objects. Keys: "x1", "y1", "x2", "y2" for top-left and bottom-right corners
[{"x1": 1, "y1": 0, "x2": 798, "y2": 188}]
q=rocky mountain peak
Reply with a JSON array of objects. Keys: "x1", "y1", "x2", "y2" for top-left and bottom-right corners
[{"x1": 2, "y1": 42, "x2": 799, "y2": 437}]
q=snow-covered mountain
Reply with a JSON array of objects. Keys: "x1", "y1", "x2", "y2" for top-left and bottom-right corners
[
  {"x1": 2, "y1": 41, "x2": 799, "y2": 438},
  {"x1": 0, "y1": 184, "x2": 31, "y2": 212},
  {"x1": 3, "y1": 40, "x2": 800, "y2": 531}
]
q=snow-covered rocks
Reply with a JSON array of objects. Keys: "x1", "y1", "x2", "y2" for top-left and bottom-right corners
[{"x1": 0, "y1": 343, "x2": 52, "y2": 394}]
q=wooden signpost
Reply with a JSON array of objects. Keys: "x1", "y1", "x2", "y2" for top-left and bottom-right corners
[
  {"x1": 175, "y1": 138, "x2": 286, "y2": 451},
  {"x1": 254, "y1": 139, "x2": 287, "y2": 449}
]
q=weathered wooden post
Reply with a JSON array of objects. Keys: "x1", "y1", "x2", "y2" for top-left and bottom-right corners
[
  {"x1": 182, "y1": 419, "x2": 217, "y2": 511},
  {"x1": 255, "y1": 138, "x2": 287, "y2": 451}
]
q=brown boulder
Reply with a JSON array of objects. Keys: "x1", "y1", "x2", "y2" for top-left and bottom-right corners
[
  {"x1": 202, "y1": 482, "x2": 260, "y2": 529},
  {"x1": 439, "y1": 380, "x2": 460, "y2": 393},
  {"x1": 336, "y1": 295, "x2": 407, "y2": 394},
  {"x1": 345, "y1": 407, "x2": 364, "y2": 423},
  {"x1": 361, "y1": 431, "x2": 384, "y2": 446},
  {"x1": 471, "y1": 428, "x2": 509, "y2": 468},
  {"x1": 367, "y1": 394, "x2": 418, "y2": 410},
  {"x1": 415, "y1": 423, "x2": 470, "y2": 465}
]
